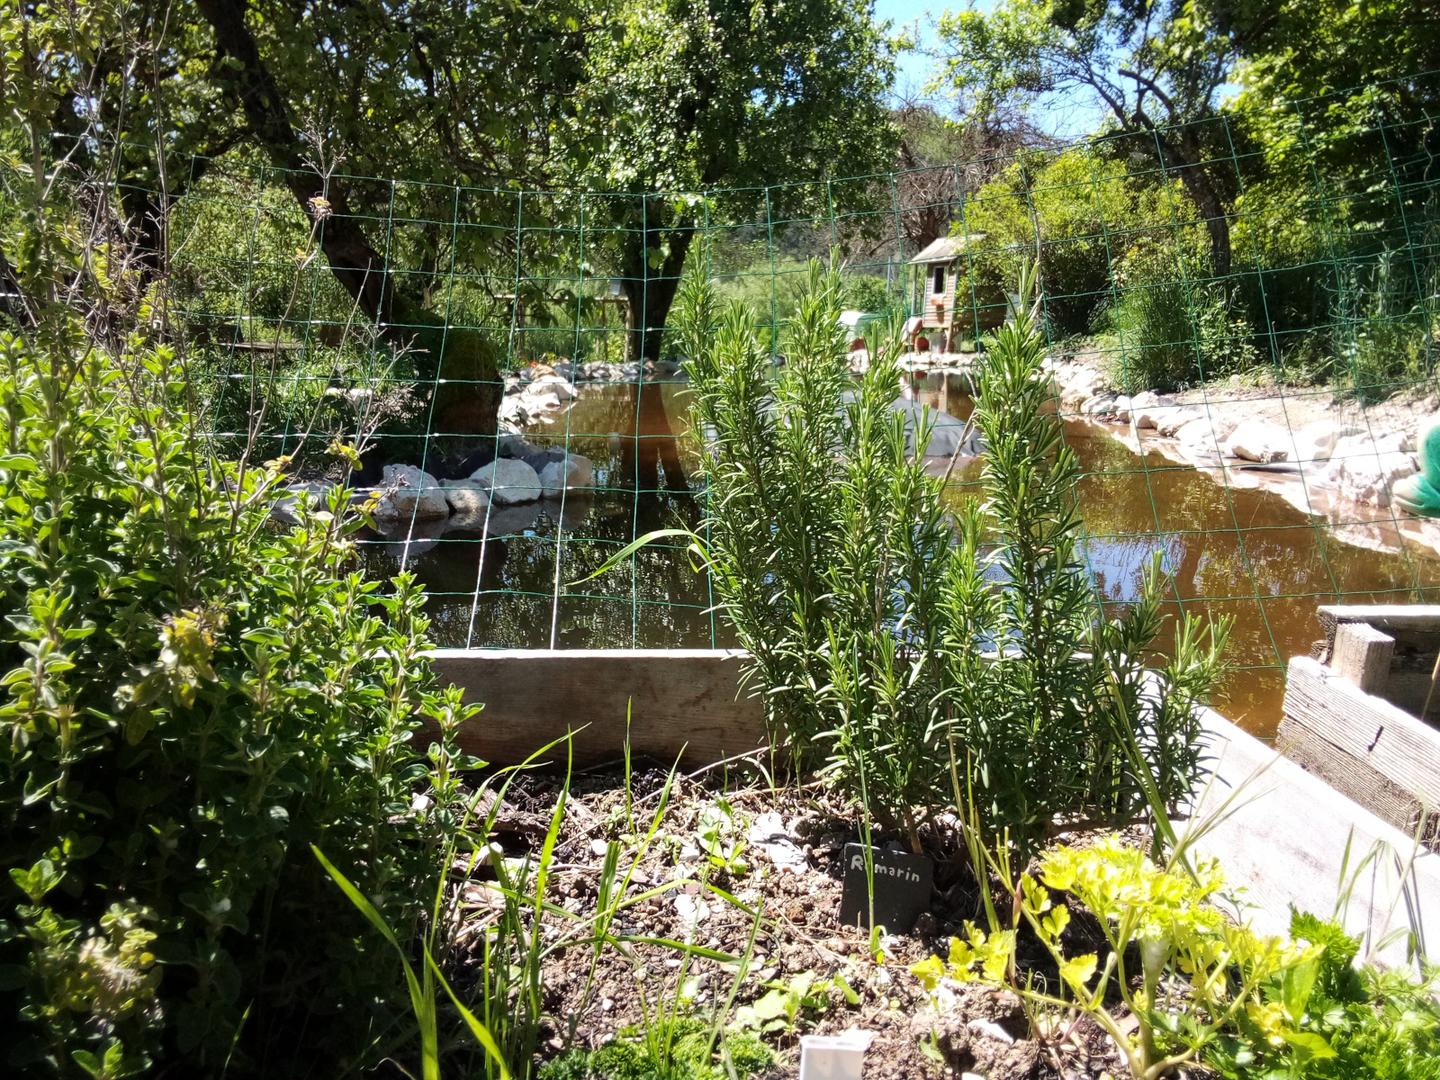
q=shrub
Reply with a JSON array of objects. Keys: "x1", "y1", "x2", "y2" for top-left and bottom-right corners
[
  {"x1": 1104, "y1": 239, "x2": 1260, "y2": 392},
  {"x1": 1332, "y1": 251, "x2": 1438, "y2": 405},
  {"x1": 917, "y1": 838, "x2": 1440, "y2": 1080},
  {"x1": 954, "y1": 149, "x2": 1170, "y2": 338},
  {"x1": 913, "y1": 836, "x2": 1322, "y2": 1080},
  {"x1": 0, "y1": 327, "x2": 474, "y2": 1075},
  {"x1": 954, "y1": 280, "x2": 1230, "y2": 846},
  {"x1": 672, "y1": 257, "x2": 1228, "y2": 855}
]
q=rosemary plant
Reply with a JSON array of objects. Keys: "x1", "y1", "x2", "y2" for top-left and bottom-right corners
[{"x1": 666, "y1": 256, "x2": 1228, "y2": 856}]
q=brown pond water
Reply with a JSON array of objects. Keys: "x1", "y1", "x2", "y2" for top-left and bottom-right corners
[{"x1": 360, "y1": 376, "x2": 1440, "y2": 736}]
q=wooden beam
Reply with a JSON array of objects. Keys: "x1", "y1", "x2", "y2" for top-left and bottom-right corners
[
  {"x1": 1278, "y1": 655, "x2": 1440, "y2": 836},
  {"x1": 1331, "y1": 622, "x2": 1395, "y2": 694},
  {"x1": 1318, "y1": 604, "x2": 1440, "y2": 632},
  {"x1": 430, "y1": 648, "x2": 767, "y2": 766},
  {"x1": 1196, "y1": 706, "x2": 1440, "y2": 967}
]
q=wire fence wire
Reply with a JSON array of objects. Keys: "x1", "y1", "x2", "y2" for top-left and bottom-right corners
[{"x1": 159, "y1": 75, "x2": 1440, "y2": 734}]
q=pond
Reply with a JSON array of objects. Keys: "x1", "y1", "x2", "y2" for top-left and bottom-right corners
[{"x1": 359, "y1": 375, "x2": 1440, "y2": 736}]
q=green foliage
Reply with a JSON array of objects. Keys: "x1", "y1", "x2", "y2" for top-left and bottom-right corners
[
  {"x1": 694, "y1": 799, "x2": 749, "y2": 876},
  {"x1": 674, "y1": 256, "x2": 1227, "y2": 854},
  {"x1": 539, "y1": 1019, "x2": 773, "y2": 1080},
  {"x1": 1331, "y1": 252, "x2": 1438, "y2": 405},
  {"x1": 914, "y1": 836, "x2": 1322, "y2": 1080},
  {"x1": 1207, "y1": 911, "x2": 1440, "y2": 1080},
  {"x1": 676, "y1": 256, "x2": 960, "y2": 840},
  {"x1": 955, "y1": 149, "x2": 1168, "y2": 337},
  {"x1": 1103, "y1": 239, "x2": 1261, "y2": 392},
  {"x1": 732, "y1": 970, "x2": 859, "y2": 1035},
  {"x1": 0, "y1": 328, "x2": 473, "y2": 1074},
  {"x1": 951, "y1": 267, "x2": 1230, "y2": 851}
]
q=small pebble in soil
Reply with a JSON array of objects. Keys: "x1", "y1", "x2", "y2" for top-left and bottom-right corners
[{"x1": 967, "y1": 1017, "x2": 1015, "y2": 1044}]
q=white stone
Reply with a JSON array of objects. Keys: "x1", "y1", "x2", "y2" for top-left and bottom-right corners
[
  {"x1": 498, "y1": 397, "x2": 529, "y2": 425},
  {"x1": 470, "y1": 457, "x2": 543, "y2": 504},
  {"x1": 1173, "y1": 417, "x2": 1224, "y2": 456},
  {"x1": 372, "y1": 465, "x2": 448, "y2": 521},
  {"x1": 1154, "y1": 407, "x2": 1204, "y2": 437},
  {"x1": 521, "y1": 388, "x2": 563, "y2": 415},
  {"x1": 1225, "y1": 419, "x2": 1292, "y2": 464},
  {"x1": 442, "y1": 478, "x2": 490, "y2": 516},
  {"x1": 1321, "y1": 435, "x2": 1418, "y2": 507},
  {"x1": 1130, "y1": 391, "x2": 1177, "y2": 430},
  {"x1": 1291, "y1": 420, "x2": 1363, "y2": 463},
  {"x1": 539, "y1": 454, "x2": 595, "y2": 496},
  {"x1": 527, "y1": 374, "x2": 577, "y2": 401},
  {"x1": 1081, "y1": 392, "x2": 1118, "y2": 417}
]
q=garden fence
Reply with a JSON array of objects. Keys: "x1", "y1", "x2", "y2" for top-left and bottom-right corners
[{"x1": 153, "y1": 70, "x2": 1440, "y2": 734}]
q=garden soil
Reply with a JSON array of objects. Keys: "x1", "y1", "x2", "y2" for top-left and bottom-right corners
[{"x1": 451, "y1": 762, "x2": 1154, "y2": 1080}]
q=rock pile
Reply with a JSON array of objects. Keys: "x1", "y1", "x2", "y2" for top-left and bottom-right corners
[
  {"x1": 274, "y1": 438, "x2": 596, "y2": 532},
  {"x1": 1045, "y1": 354, "x2": 1432, "y2": 531}
]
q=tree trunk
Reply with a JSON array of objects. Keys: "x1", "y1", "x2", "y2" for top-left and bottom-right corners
[
  {"x1": 618, "y1": 226, "x2": 692, "y2": 495},
  {"x1": 1156, "y1": 131, "x2": 1232, "y2": 281},
  {"x1": 196, "y1": 0, "x2": 499, "y2": 451}
]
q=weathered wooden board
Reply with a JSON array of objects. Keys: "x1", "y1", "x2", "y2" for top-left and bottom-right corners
[
  {"x1": 1195, "y1": 707, "x2": 1440, "y2": 967},
  {"x1": 430, "y1": 648, "x2": 767, "y2": 766},
  {"x1": 1317, "y1": 604, "x2": 1440, "y2": 632},
  {"x1": 1278, "y1": 655, "x2": 1440, "y2": 836},
  {"x1": 1331, "y1": 622, "x2": 1394, "y2": 694}
]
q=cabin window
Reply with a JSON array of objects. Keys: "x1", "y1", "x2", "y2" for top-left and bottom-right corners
[{"x1": 931, "y1": 266, "x2": 945, "y2": 295}]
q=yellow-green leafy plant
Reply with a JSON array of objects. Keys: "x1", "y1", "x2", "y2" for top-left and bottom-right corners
[{"x1": 912, "y1": 836, "x2": 1323, "y2": 1080}]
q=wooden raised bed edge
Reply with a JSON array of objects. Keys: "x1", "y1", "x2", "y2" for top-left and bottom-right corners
[
  {"x1": 429, "y1": 648, "x2": 766, "y2": 766},
  {"x1": 428, "y1": 647, "x2": 1439, "y2": 964}
]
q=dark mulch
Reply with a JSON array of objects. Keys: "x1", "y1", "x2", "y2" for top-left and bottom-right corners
[{"x1": 450, "y1": 760, "x2": 1141, "y2": 1080}]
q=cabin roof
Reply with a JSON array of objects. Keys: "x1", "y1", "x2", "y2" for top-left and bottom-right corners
[{"x1": 909, "y1": 234, "x2": 985, "y2": 265}]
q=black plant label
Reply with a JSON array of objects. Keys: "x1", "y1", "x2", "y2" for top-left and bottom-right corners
[{"x1": 838, "y1": 843, "x2": 932, "y2": 933}]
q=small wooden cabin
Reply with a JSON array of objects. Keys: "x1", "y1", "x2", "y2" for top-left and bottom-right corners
[{"x1": 907, "y1": 233, "x2": 1009, "y2": 351}]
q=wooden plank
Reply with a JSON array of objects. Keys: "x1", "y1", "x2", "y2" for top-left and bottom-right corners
[
  {"x1": 1195, "y1": 707, "x2": 1440, "y2": 967},
  {"x1": 1331, "y1": 622, "x2": 1394, "y2": 694},
  {"x1": 1318, "y1": 604, "x2": 1440, "y2": 631},
  {"x1": 1278, "y1": 656, "x2": 1440, "y2": 828},
  {"x1": 430, "y1": 648, "x2": 766, "y2": 766}
]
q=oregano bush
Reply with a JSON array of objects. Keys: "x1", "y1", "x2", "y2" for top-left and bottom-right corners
[{"x1": 0, "y1": 327, "x2": 476, "y2": 1076}]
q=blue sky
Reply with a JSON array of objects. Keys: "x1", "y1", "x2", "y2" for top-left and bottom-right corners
[{"x1": 872, "y1": 0, "x2": 959, "y2": 100}]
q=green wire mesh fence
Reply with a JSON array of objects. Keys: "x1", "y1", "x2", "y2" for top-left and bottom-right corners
[{"x1": 155, "y1": 75, "x2": 1440, "y2": 735}]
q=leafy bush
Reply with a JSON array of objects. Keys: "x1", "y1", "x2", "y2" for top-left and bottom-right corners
[
  {"x1": 1209, "y1": 910, "x2": 1440, "y2": 1080},
  {"x1": 1104, "y1": 239, "x2": 1260, "y2": 392},
  {"x1": 918, "y1": 837, "x2": 1440, "y2": 1080},
  {"x1": 672, "y1": 257, "x2": 1227, "y2": 854},
  {"x1": 0, "y1": 327, "x2": 474, "y2": 1075},
  {"x1": 914, "y1": 836, "x2": 1323, "y2": 1080},
  {"x1": 1332, "y1": 251, "x2": 1438, "y2": 405},
  {"x1": 955, "y1": 283, "x2": 1230, "y2": 846},
  {"x1": 955, "y1": 149, "x2": 1171, "y2": 338}
]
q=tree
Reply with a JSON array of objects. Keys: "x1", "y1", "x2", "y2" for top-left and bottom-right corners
[
  {"x1": 556, "y1": 0, "x2": 898, "y2": 490},
  {"x1": 888, "y1": 100, "x2": 1049, "y2": 255},
  {"x1": 7, "y1": 0, "x2": 594, "y2": 448},
  {"x1": 935, "y1": 0, "x2": 1243, "y2": 278}
]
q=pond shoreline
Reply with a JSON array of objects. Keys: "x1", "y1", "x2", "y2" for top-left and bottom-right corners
[{"x1": 897, "y1": 348, "x2": 1440, "y2": 560}]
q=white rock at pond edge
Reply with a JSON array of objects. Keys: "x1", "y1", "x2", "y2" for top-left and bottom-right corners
[
  {"x1": 470, "y1": 458, "x2": 543, "y2": 504},
  {"x1": 373, "y1": 465, "x2": 448, "y2": 520},
  {"x1": 1225, "y1": 418, "x2": 1292, "y2": 464},
  {"x1": 442, "y1": 478, "x2": 491, "y2": 516}
]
